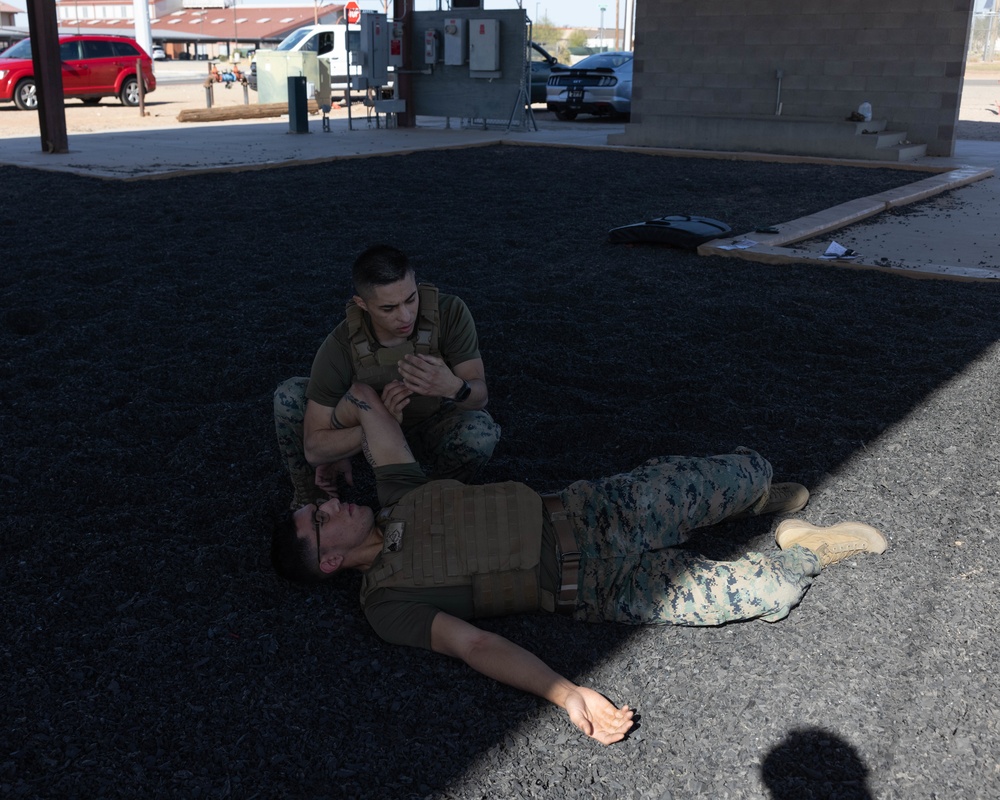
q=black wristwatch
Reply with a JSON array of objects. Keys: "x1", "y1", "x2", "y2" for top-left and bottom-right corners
[{"x1": 452, "y1": 380, "x2": 472, "y2": 402}]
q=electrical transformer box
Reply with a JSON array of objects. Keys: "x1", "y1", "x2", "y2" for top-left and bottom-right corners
[
  {"x1": 389, "y1": 19, "x2": 404, "y2": 68},
  {"x1": 443, "y1": 17, "x2": 466, "y2": 65},
  {"x1": 358, "y1": 11, "x2": 389, "y2": 85},
  {"x1": 468, "y1": 19, "x2": 500, "y2": 72}
]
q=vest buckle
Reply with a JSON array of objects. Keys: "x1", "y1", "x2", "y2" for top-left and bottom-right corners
[{"x1": 541, "y1": 494, "x2": 580, "y2": 615}]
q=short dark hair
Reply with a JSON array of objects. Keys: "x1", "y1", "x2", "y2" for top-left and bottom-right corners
[
  {"x1": 270, "y1": 513, "x2": 324, "y2": 585},
  {"x1": 352, "y1": 244, "x2": 414, "y2": 299}
]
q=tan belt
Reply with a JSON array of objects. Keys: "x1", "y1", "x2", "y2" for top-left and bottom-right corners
[{"x1": 541, "y1": 493, "x2": 580, "y2": 615}]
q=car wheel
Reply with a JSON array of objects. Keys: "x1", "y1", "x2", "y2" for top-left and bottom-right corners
[
  {"x1": 13, "y1": 78, "x2": 37, "y2": 111},
  {"x1": 119, "y1": 77, "x2": 140, "y2": 106},
  {"x1": 555, "y1": 108, "x2": 578, "y2": 121},
  {"x1": 81, "y1": 97, "x2": 102, "y2": 106}
]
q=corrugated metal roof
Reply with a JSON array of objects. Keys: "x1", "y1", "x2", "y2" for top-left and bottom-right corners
[{"x1": 56, "y1": 3, "x2": 345, "y2": 43}]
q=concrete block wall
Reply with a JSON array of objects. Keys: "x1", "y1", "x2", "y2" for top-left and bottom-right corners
[{"x1": 617, "y1": 0, "x2": 974, "y2": 157}]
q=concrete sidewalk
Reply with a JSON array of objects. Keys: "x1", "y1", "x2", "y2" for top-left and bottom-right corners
[
  {"x1": 700, "y1": 140, "x2": 1000, "y2": 281},
  {"x1": 3, "y1": 112, "x2": 998, "y2": 280}
]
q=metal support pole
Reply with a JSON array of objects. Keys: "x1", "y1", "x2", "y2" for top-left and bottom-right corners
[
  {"x1": 25, "y1": 0, "x2": 68, "y2": 153},
  {"x1": 205, "y1": 62, "x2": 214, "y2": 107},
  {"x1": 137, "y1": 58, "x2": 146, "y2": 117},
  {"x1": 395, "y1": 0, "x2": 415, "y2": 127}
]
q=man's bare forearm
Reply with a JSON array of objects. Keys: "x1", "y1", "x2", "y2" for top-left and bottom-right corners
[
  {"x1": 429, "y1": 613, "x2": 633, "y2": 744},
  {"x1": 303, "y1": 398, "x2": 362, "y2": 467},
  {"x1": 335, "y1": 383, "x2": 415, "y2": 467},
  {"x1": 303, "y1": 424, "x2": 362, "y2": 467}
]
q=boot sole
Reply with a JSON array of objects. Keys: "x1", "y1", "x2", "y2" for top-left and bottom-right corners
[{"x1": 776, "y1": 519, "x2": 887, "y2": 554}]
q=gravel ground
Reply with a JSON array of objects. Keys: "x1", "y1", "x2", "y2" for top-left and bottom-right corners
[{"x1": 3, "y1": 116, "x2": 1000, "y2": 797}]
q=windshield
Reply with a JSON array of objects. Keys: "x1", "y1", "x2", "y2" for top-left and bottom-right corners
[
  {"x1": 574, "y1": 52, "x2": 632, "y2": 70},
  {"x1": 1, "y1": 38, "x2": 33, "y2": 59},
  {"x1": 276, "y1": 29, "x2": 312, "y2": 52}
]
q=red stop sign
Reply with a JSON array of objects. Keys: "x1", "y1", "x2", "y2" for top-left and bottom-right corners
[{"x1": 345, "y1": 1, "x2": 361, "y2": 24}]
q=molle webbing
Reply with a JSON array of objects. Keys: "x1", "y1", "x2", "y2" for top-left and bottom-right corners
[
  {"x1": 345, "y1": 284, "x2": 441, "y2": 420},
  {"x1": 360, "y1": 481, "x2": 549, "y2": 618},
  {"x1": 345, "y1": 282, "x2": 440, "y2": 370}
]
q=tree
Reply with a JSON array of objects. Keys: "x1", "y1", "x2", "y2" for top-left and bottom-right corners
[
  {"x1": 561, "y1": 29, "x2": 589, "y2": 63},
  {"x1": 532, "y1": 15, "x2": 559, "y2": 50}
]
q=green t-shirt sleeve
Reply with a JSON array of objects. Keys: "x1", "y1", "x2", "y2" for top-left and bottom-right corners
[
  {"x1": 305, "y1": 322, "x2": 354, "y2": 408},
  {"x1": 364, "y1": 587, "x2": 476, "y2": 650},
  {"x1": 374, "y1": 462, "x2": 428, "y2": 507},
  {"x1": 438, "y1": 294, "x2": 482, "y2": 368},
  {"x1": 364, "y1": 595, "x2": 441, "y2": 650}
]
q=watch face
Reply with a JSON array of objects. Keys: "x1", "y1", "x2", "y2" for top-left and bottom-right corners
[{"x1": 455, "y1": 381, "x2": 471, "y2": 402}]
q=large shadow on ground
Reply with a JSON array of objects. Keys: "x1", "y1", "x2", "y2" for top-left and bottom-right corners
[{"x1": 2, "y1": 146, "x2": 998, "y2": 797}]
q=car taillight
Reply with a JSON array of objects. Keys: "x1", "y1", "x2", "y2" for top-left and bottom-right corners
[{"x1": 597, "y1": 76, "x2": 616, "y2": 86}]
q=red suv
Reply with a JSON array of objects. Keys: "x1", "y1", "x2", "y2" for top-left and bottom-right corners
[{"x1": 0, "y1": 34, "x2": 156, "y2": 110}]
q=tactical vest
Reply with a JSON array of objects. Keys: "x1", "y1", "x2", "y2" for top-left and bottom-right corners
[
  {"x1": 359, "y1": 481, "x2": 556, "y2": 617},
  {"x1": 345, "y1": 283, "x2": 441, "y2": 423}
]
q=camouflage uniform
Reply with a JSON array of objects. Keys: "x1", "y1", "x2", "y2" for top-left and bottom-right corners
[
  {"x1": 273, "y1": 376, "x2": 500, "y2": 508},
  {"x1": 557, "y1": 447, "x2": 822, "y2": 626}
]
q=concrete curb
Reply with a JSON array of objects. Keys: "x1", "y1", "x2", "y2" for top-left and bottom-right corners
[{"x1": 696, "y1": 165, "x2": 999, "y2": 281}]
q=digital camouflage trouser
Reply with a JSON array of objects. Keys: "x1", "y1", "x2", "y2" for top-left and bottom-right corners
[
  {"x1": 273, "y1": 377, "x2": 501, "y2": 507},
  {"x1": 556, "y1": 448, "x2": 822, "y2": 626}
]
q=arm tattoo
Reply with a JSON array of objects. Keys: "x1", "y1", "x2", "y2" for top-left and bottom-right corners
[
  {"x1": 344, "y1": 390, "x2": 372, "y2": 413},
  {"x1": 361, "y1": 430, "x2": 374, "y2": 467},
  {"x1": 361, "y1": 430, "x2": 415, "y2": 468}
]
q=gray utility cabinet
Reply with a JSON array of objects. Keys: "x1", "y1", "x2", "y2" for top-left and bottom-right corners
[{"x1": 408, "y1": 8, "x2": 528, "y2": 123}]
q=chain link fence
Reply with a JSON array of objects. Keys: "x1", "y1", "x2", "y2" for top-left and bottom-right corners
[{"x1": 969, "y1": 11, "x2": 1000, "y2": 62}]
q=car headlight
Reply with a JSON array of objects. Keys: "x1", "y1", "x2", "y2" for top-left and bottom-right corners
[{"x1": 0, "y1": 70, "x2": 7, "y2": 80}]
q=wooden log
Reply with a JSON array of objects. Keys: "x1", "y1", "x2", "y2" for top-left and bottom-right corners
[{"x1": 177, "y1": 100, "x2": 320, "y2": 123}]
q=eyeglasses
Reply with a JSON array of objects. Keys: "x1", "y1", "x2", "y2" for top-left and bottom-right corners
[{"x1": 311, "y1": 503, "x2": 328, "y2": 565}]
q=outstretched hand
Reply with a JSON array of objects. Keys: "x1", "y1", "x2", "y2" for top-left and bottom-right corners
[{"x1": 563, "y1": 687, "x2": 634, "y2": 745}]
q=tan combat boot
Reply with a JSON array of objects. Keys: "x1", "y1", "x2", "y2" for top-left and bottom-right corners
[
  {"x1": 731, "y1": 482, "x2": 810, "y2": 520},
  {"x1": 775, "y1": 520, "x2": 887, "y2": 567}
]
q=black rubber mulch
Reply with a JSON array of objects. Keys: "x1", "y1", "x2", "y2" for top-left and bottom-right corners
[{"x1": 3, "y1": 145, "x2": 998, "y2": 799}]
